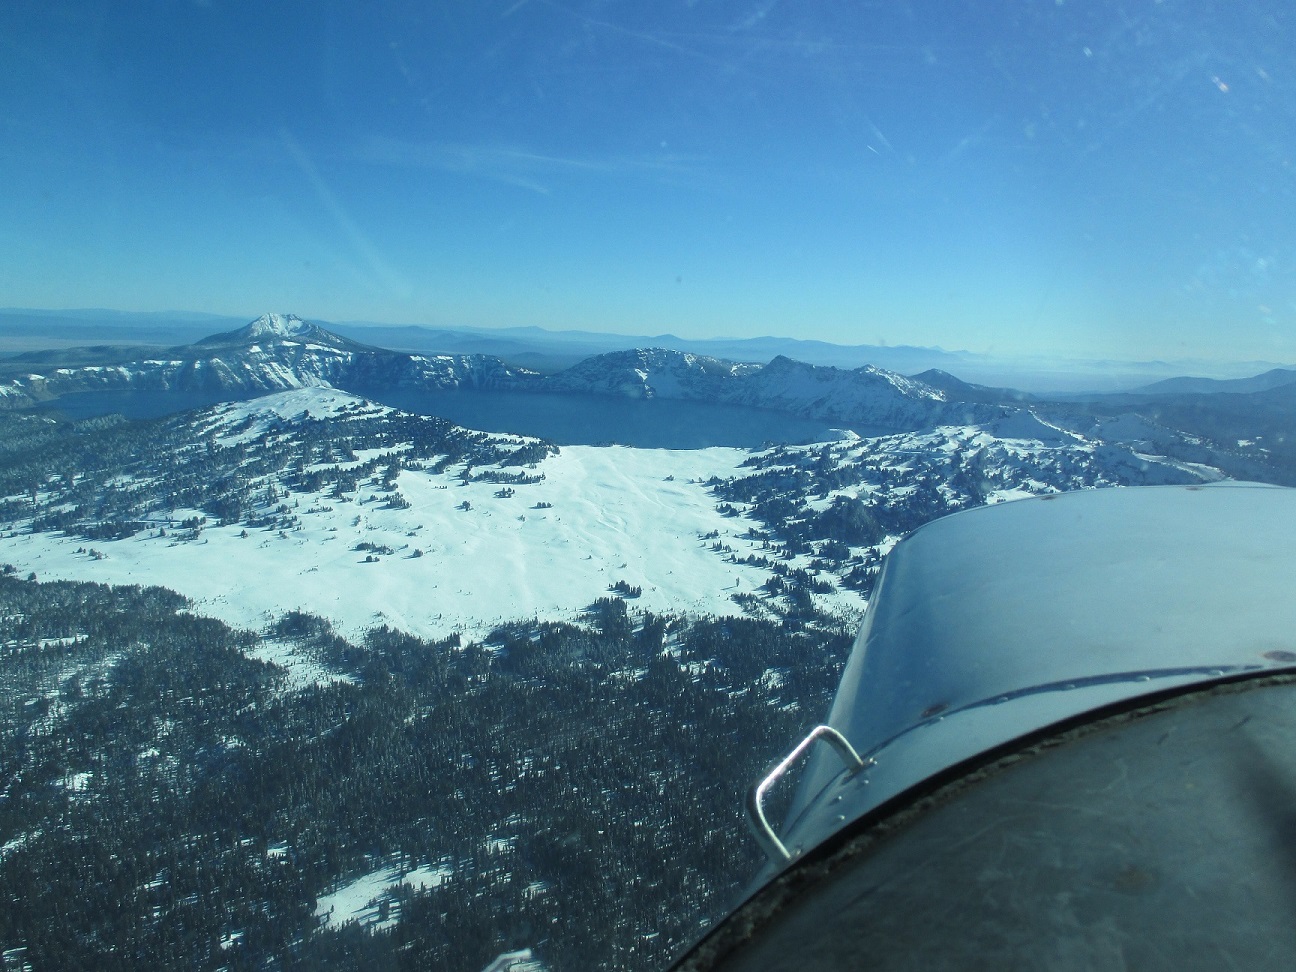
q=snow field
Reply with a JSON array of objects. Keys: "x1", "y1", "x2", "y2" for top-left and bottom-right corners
[
  {"x1": 314, "y1": 861, "x2": 453, "y2": 931},
  {"x1": 1, "y1": 439, "x2": 837, "y2": 644}
]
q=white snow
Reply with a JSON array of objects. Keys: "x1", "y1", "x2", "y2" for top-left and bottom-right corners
[
  {"x1": 244, "y1": 312, "x2": 313, "y2": 339},
  {"x1": 1133, "y1": 452, "x2": 1228, "y2": 482},
  {"x1": 984, "y1": 410, "x2": 1080, "y2": 444},
  {"x1": 199, "y1": 389, "x2": 391, "y2": 445},
  {"x1": 821, "y1": 428, "x2": 861, "y2": 443},
  {"x1": 985, "y1": 487, "x2": 1038, "y2": 504},
  {"x1": 480, "y1": 949, "x2": 548, "y2": 972},
  {"x1": 315, "y1": 861, "x2": 453, "y2": 931},
  {"x1": 1, "y1": 833, "x2": 34, "y2": 860},
  {"x1": 757, "y1": 668, "x2": 787, "y2": 690},
  {"x1": 0, "y1": 393, "x2": 847, "y2": 643},
  {"x1": 243, "y1": 638, "x2": 356, "y2": 690}
]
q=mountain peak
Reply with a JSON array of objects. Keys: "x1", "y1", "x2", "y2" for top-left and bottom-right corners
[
  {"x1": 194, "y1": 313, "x2": 371, "y2": 352},
  {"x1": 245, "y1": 313, "x2": 312, "y2": 338}
]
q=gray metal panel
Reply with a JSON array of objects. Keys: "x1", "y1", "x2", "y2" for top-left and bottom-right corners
[
  {"x1": 701, "y1": 677, "x2": 1296, "y2": 972},
  {"x1": 778, "y1": 484, "x2": 1296, "y2": 870}
]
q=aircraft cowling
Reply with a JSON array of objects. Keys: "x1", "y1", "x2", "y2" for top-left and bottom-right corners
[{"x1": 673, "y1": 483, "x2": 1296, "y2": 971}]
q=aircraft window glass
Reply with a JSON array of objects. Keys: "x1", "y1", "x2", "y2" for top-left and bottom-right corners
[{"x1": 0, "y1": 2, "x2": 1291, "y2": 970}]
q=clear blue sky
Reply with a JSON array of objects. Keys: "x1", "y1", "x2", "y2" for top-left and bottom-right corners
[{"x1": 2, "y1": 1, "x2": 1294, "y2": 362}]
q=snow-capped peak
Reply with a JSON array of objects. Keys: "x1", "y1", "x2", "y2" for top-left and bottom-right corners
[
  {"x1": 194, "y1": 313, "x2": 366, "y2": 352},
  {"x1": 244, "y1": 313, "x2": 312, "y2": 338}
]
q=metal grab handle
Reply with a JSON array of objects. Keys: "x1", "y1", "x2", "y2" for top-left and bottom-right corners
[{"x1": 745, "y1": 725, "x2": 870, "y2": 863}]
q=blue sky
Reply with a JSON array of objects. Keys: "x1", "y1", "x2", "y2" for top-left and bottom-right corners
[{"x1": 2, "y1": 0, "x2": 1295, "y2": 363}]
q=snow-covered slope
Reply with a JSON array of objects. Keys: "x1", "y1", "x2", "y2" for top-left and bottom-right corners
[
  {"x1": 733, "y1": 355, "x2": 970, "y2": 430},
  {"x1": 0, "y1": 389, "x2": 845, "y2": 642},
  {"x1": 0, "y1": 379, "x2": 1238, "y2": 648}
]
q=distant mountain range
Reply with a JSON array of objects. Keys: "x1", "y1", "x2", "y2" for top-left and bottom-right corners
[
  {"x1": 0, "y1": 313, "x2": 1006, "y2": 433},
  {"x1": 1131, "y1": 368, "x2": 1296, "y2": 396},
  {"x1": 324, "y1": 320, "x2": 986, "y2": 377},
  {"x1": 5, "y1": 307, "x2": 1291, "y2": 393},
  {"x1": 0, "y1": 307, "x2": 980, "y2": 375},
  {"x1": 4, "y1": 313, "x2": 1296, "y2": 486}
]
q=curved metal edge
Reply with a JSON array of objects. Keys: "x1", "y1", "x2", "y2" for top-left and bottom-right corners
[
  {"x1": 677, "y1": 669, "x2": 1296, "y2": 972},
  {"x1": 745, "y1": 725, "x2": 871, "y2": 863}
]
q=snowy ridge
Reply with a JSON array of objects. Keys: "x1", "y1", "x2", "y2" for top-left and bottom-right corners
[
  {"x1": 210, "y1": 386, "x2": 385, "y2": 425},
  {"x1": 5, "y1": 315, "x2": 1296, "y2": 466},
  {"x1": 734, "y1": 355, "x2": 964, "y2": 429},
  {"x1": 544, "y1": 347, "x2": 758, "y2": 399},
  {"x1": 401, "y1": 353, "x2": 537, "y2": 390},
  {"x1": 0, "y1": 314, "x2": 1002, "y2": 434},
  {"x1": 544, "y1": 349, "x2": 993, "y2": 432},
  {"x1": 0, "y1": 317, "x2": 540, "y2": 406}
]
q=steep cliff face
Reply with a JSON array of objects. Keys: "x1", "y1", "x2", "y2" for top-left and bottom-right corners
[
  {"x1": 542, "y1": 348, "x2": 757, "y2": 400},
  {"x1": 726, "y1": 355, "x2": 953, "y2": 428},
  {"x1": 538, "y1": 348, "x2": 1001, "y2": 429},
  {"x1": 343, "y1": 352, "x2": 539, "y2": 392}
]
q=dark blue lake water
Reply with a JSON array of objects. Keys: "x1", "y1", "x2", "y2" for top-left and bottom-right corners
[{"x1": 34, "y1": 387, "x2": 841, "y2": 449}]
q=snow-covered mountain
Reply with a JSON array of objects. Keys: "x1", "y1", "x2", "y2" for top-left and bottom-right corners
[
  {"x1": 0, "y1": 313, "x2": 1187, "y2": 438},
  {"x1": 544, "y1": 347, "x2": 760, "y2": 398},
  {"x1": 0, "y1": 313, "x2": 539, "y2": 406},
  {"x1": 730, "y1": 354, "x2": 989, "y2": 429},
  {"x1": 194, "y1": 312, "x2": 367, "y2": 350},
  {"x1": 541, "y1": 348, "x2": 1002, "y2": 429}
]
